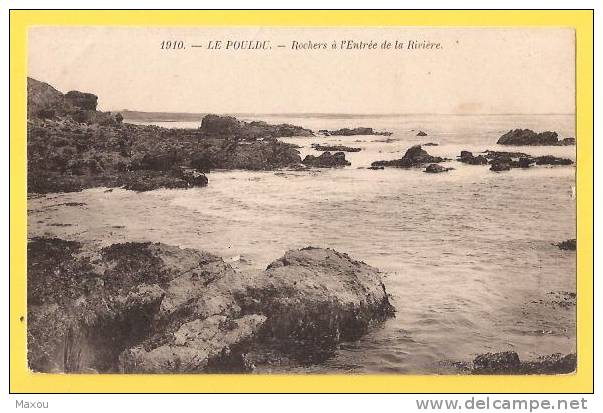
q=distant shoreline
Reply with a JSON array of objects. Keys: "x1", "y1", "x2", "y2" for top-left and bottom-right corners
[{"x1": 118, "y1": 110, "x2": 576, "y2": 123}]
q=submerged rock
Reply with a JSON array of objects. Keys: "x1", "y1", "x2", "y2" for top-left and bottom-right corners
[
  {"x1": 497, "y1": 129, "x2": 574, "y2": 146},
  {"x1": 424, "y1": 164, "x2": 453, "y2": 173},
  {"x1": 27, "y1": 238, "x2": 395, "y2": 372},
  {"x1": 534, "y1": 155, "x2": 574, "y2": 166},
  {"x1": 302, "y1": 151, "x2": 351, "y2": 167},
  {"x1": 371, "y1": 145, "x2": 445, "y2": 168},
  {"x1": 311, "y1": 143, "x2": 361, "y2": 152},
  {"x1": 490, "y1": 161, "x2": 511, "y2": 172},
  {"x1": 555, "y1": 239, "x2": 576, "y2": 251}
]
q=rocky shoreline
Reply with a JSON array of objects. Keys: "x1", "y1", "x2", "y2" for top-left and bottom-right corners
[
  {"x1": 27, "y1": 237, "x2": 395, "y2": 373},
  {"x1": 28, "y1": 78, "x2": 575, "y2": 195},
  {"x1": 27, "y1": 78, "x2": 311, "y2": 194},
  {"x1": 26, "y1": 78, "x2": 576, "y2": 374}
]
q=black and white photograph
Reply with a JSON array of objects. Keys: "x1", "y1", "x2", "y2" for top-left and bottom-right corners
[{"x1": 25, "y1": 26, "x2": 577, "y2": 375}]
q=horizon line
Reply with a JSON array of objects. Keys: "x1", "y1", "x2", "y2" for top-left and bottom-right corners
[{"x1": 113, "y1": 109, "x2": 575, "y2": 117}]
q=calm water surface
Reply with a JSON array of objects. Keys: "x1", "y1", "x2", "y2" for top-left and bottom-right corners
[{"x1": 29, "y1": 114, "x2": 576, "y2": 373}]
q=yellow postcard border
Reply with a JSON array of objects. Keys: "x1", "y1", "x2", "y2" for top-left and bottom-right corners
[{"x1": 9, "y1": 9, "x2": 594, "y2": 394}]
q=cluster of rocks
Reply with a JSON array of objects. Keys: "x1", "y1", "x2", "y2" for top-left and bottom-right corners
[
  {"x1": 311, "y1": 143, "x2": 361, "y2": 152},
  {"x1": 302, "y1": 151, "x2": 351, "y2": 167},
  {"x1": 457, "y1": 150, "x2": 574, "y2": 172},
  {"x1": 27, "y1": 78, "x2": 310, "y2": 194},
  {"x1": 497, "y1": 129, "x2": 575, "y2": 146},
  {"x1": 371, "y1": 145, "x2": 446, "y2": 168},
  {"x1": 27, "y1": 238, "x2": 395, "y2": 373},
  {"x1": 320, "y1": 127, "x2": 392, "y2": 136}
]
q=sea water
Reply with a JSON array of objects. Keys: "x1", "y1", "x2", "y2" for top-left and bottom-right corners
[{"x1": 28, "y1": 114, "x2": 576, "y2": 373}]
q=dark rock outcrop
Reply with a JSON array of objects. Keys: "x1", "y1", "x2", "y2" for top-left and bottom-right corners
[
  {"x1": 27, "y1": 77, "x2": 119, "y2": 125},
  {"x1": 424, "y1": 164, "x2": 453, "y2": 173},
  {"x1": 497, "y1": 129, "x2": 574, "y2": 146},
  {"x1": 302, "y1": 151, "x2": 351, "y2": 167},
  {"x1": 534, "y1": 155, "x2": 574, "y2": 166},
  {"x1": 64, "y1": 91, "x2": 98, "y2": 111},
  {"x1": 416, "y1": 131, "x2": 428, "y2": 136},
  {"x1": 327, "y1": 127, "x2": 392, "y2": 136},
  {"x1": 200, "y1": 115, "x2": 313, "y2": 138},
  {"x1": 27, "y1": 79, "x2": 309, "y2": 193},
  {"x1": 473, "y1": 351, "x2": 520, "y2": 374},
  {"x1": 240, "y1": 247, "x2": 395, "y2": 360},
  {"x1": 480, "y1": 150, "x2": 573, "y2": 172},
  {"x1": 471, "y1": 351, "x2": 576, "y2": 375},
  {"x1": 458, "y1": 151, "x2": 488, "y2": 165},
  {"x1": 28, "y1": 238, "x2": 395, "y2": 372},
  {"x1": 311, "y1": 143, "x2": 361, "y2": 152},
  {"x1": 490, "y1": 161, "x2": 511, "y2": 172},
  {"x1": 555, "y1": 239, "x2": 576, "y2": 251},
  {"x1": 371, "y1": 145, "x2": 445, "y2": 168}
]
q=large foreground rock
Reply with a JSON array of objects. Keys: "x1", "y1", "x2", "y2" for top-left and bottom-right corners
[
  {"x1": 27, "y1": 238, "x2": 395, "y2": 372},
  {"x1": 238, "y1": 247, "x2": 395, "y2": 359},
  {"x1": 497, "y1": 129, "x2": 575, "y2": 146}
]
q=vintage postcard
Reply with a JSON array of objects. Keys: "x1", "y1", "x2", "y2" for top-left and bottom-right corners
[{"x1": 9, "y1": 10, "x2": 594, "y2": 394}]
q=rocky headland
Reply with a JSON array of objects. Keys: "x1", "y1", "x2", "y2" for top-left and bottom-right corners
[
  {"x1": 27, "y1": 78, "x2": 312, "y2": 194},
  {"x1": 27, "y1": 237, "x2": 395, "y2": 373}
]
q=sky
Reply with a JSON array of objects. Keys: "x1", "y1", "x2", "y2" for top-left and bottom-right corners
[{"x1": 28, "y1": 27, "x2": 575, "y2": 114}]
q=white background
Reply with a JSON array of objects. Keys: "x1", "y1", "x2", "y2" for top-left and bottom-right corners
[{"x1": 1, "y1": 1, "x2": 600, "y2": 411}]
